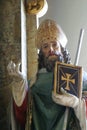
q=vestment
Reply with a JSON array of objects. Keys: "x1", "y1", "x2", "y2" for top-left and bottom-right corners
[
  {"x1": 11, "y1": 69, "x2": 87, "y2": 130},
  {"x1": 30, "y1": 70, "x2": 81, "y2": 130}
]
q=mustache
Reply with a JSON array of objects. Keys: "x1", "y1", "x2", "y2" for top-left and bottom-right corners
[
  {"x1": 47, "y1": 51, "x2": 62, "y2": 57},
  {"x1": 47, "y1": 52, "x2": 63, "y2": 62},
  {"x1": 44, "y1": 53, "x2": 64, "y2": 72}
]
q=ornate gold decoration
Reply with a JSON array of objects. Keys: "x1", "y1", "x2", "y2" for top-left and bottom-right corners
[
  {"x1": 61, "y1": 73, "x2": 75, "y2": 90},
  {"x1": 36, "y1": 19, "x2": 68, "y2": 49},
  {"x1": 27, "y1": 0, "x2": 45, "y2": 14}
]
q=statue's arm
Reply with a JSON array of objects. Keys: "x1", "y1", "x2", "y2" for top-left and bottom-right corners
[
  {"x1": 7, "y1": 61, "x2": 28, "y2": 106},
  {"x1": 7, "y1": 61, "x2": 28, "y2": 125}
]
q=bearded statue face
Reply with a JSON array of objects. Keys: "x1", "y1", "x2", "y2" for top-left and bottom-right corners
[{"x1": 39, "y1": 41, "x2": 64, "y2": 72}]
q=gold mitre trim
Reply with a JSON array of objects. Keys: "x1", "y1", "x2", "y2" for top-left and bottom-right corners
[{"x1": 36, "y1": 19, "x2": 68, "y2": 49}]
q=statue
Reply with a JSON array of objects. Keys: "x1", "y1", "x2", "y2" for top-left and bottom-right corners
[{"x1": 7, "y1": 19, "x2": 87, "y2": 130}]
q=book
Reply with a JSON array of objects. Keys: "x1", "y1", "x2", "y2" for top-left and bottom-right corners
[{"x1": 53, "y1": 62, "x2": 82, "y2": 98}]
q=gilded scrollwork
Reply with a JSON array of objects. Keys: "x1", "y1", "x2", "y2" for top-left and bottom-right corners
[{"x1": 27, "y1": 0, "x2": 45, "y2": 15}]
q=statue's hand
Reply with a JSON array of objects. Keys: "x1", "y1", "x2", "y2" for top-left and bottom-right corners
[
  {"x1": 52, "y1": 88, "x2": 79, "y2": 108},
  {"x1": 7, "y1": 61, "x2": 28, "y2": 106},
  {"x1": 7, "y1": 61, "x2": 24, "y2": 81}
]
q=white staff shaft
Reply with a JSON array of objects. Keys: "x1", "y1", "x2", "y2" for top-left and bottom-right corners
[
  {"x1": 63, "y1": 28, "x2": 84, "y2": 130},
  {"x1": 74, "y1": 28, "x2": 85, "y2": 66}
]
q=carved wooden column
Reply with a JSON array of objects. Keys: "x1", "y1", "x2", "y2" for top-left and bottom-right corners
[
  {"x1": 25, "y1": 0, "x2": 48, "y2": 87},
  {"x1": 24, "y1": 1, "x2": 48, "y2": 129},
  {"x1": 26, "y1": 14, "x2": 38, "y2": 86}
]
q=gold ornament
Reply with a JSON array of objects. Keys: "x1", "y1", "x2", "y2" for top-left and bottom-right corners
[
  {"x1": 36, "y1": 19, "x2": 68, "y2": 49},
  {"x1": 27, "y1": 0, "x2": 45, "y2": 15}
]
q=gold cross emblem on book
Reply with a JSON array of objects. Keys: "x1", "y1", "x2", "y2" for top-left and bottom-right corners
[{"x1": 61, "y1": 73, "x2": 75, "y2": 90}]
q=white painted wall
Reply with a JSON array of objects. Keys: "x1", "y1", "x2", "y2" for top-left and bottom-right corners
[{"x1": 40, "y1": 0, "x2": 87, "y2": 71}]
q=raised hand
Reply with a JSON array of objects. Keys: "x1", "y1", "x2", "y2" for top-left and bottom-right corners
[
  {"x1": 7, "y1": 61, "x2": 24, "y2": 81},
  {"x1": 7, "y1": 61, "x2": 28, "y2": 106}
]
